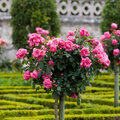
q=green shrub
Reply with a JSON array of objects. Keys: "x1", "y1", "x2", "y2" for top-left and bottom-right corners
[
  {"x1": 11, "y1": 0, "x2": 61, "y2": 49},
  {"x1": 100, "y1": 0, "x2": 120, "y2": 33}
]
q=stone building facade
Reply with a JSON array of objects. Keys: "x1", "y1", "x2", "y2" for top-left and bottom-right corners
[{"x1": 0, "y1": 0, "x2": 105, "y2": 60}]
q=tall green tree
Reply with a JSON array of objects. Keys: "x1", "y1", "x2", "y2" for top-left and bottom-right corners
[
  {"x1": 100, "y1": 0, "x2": 120, "y2": 33},
  {"x1": 11, "y1": 0, "x2": 61, "y2": 49}
]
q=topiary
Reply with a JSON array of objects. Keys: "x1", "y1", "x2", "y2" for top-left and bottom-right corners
[
  {"x1": 100, "y1": 0, "x2": 120, "y2": 33},
  {"x1": 11, "y1": 0, "x2": 61, "y2": 49}
]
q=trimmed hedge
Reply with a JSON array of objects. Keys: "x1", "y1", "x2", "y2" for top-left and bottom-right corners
[{"x1": 4, "y1": 114, "x2": 120, "y2": 120}]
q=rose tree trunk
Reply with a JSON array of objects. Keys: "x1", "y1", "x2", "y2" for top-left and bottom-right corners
[
  {"x1": 59, "y1": 95, "x2": 65, "y2": 120},
  {"x1": 114, "y1": 64, "x2": 119, "y2": 107}
]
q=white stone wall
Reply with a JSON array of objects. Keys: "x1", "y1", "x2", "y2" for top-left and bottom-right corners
[
  {"x1": 0, "y1": 20, "x2": 16, "y2": 60},
  {"x1": 60, "y1": 22, "x2": 101, "y2": 38}
]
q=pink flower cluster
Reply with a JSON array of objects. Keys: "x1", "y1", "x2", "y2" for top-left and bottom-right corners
[
  {"x1": 23, "y1": 71, "x2": 31, "y2": 80},
  {"x1": 23, "y1": 69, "x2": 40, "y2": 80},
  {"x1": 32, "y1": 48, "x2": 46, "y2": 61},
  {"x1": 111, "y1": 23, "x2": 118, "y2": 29},
  {"x1": 28, "y1": 33, "x2": 45, "y2": 47},
  {"x1": 80, "y1": 47, "x2": 90, "y2": 57},
  {"x1": 79, "y1": 27, "x2": 90, "y2": 37},
  {"x1": 36, "y1": 27, "x2": 49, "y2": 36},
  {"x1": 48, "y1": 60, "x2": 54, "y2": 67},
  {"x1": 101, "y1": 31, "x2": 111, "y2": 41},
  {"x1": 92, "y1": 43, "x2": 110, "y2": 68},
  {"x1": 16, "y1": 48, "x2": 28, "y2": 59},
  {"x1": 112, "y1": 39, "x2": 118, "y2": 45},
  {"x1": 42, "y1": 72, "x2": 53, "y2": 89},
  {"x1": 80, "y1": 57, "x2": 92, "y2": 68},
  {"x1": 47, "y1": 38, "x2": 80, "y2": 52},
  {"x1": 113, "y1": 49, "x2": 119, "y2": 56}
]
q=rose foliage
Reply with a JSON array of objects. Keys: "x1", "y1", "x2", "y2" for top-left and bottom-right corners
[
  {"x1": 100, "y1": 23, "x2": 120, "y2": 69},
  {"x1": 16, "y1": 27, "x2": 110, "y2": 100}
]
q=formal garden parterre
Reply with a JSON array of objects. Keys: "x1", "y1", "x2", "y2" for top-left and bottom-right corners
[{"x1": 0, "y1": 73, "x2": 120, "y2": 120}]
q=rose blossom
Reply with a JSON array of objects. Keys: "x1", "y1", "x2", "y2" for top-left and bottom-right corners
[
  {"x1": 67, "y1": 36, "x2": 74, "y2": 42},
  {"x1": 32, "y1": 48, "x2": 46, "y2": 60},
  {"x1": 91, "y1": 38, "x2": 100, "y2": 47},
  {"x1": 65, "y1": 40, "x2": 73, "y2": 50},
  {"x1": 100, "y1": 35, "x2": 106, "y2": 41},
  {"x1": 50, "y1": 45, "x2": 57, "y2": 52},
  {"x1": 80, "y1": 47, "x2": 90, "y2": 57},
  {"x1": 67, "y1": 30, "x2": 75, "y2": 37},
  {"x1": 112, "y1": 39, "x2": 118, "y2": 45},
  {"x1": 43, "y1": 79, "x2": 52, "y2": 89},
  {"x1": 80, "y1": 57, "x2": 92, "y2": 68},
  {"x1": 16, "y1": 48, "x2": 28, "y2": 59},
  {"x1": 116, "y1": 30, "x2": 120, "y2": 36},
  {"x1": 31, "y1": 69, "x2": 40, "y2": 79},
  {"x1": 42, "y1": 72, "x2": 53, "y2": 80},
  {"x1": 104, "y1": 31, "x2": 111, "y2": 39},
  {"x1": 79, "y1": 27, "x2": 90, "y2": 37},
  {"x1": 113, "y1": 49, "x2": 119, "y2": 56},
  {"x1": 0, "y1": 39, "x2": 6, "y2": 46},
  {"x1": 23, "y1": 71, "x2": 31, "y2": 80},
  {"x1": 111, "y1": 23, "x2": 118, "y2": 29},
  {"x1": 52, "y1": 38, "x2": 59, "y2": 46},
  {"x1": 48, "y1": 60, "x2": 54, "y2": 67},
  {"x1": 59, "y1": 39, "x2": 65, "y2": 48}
]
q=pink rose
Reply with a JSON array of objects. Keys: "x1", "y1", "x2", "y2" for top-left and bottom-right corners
[
  {"x1": 104, "y1": 31, "x2": 111, "y2": 39},
  {"x1": 80, "y1": 47, "x2": 90, "y2": 57},
  {"x1": 59, "y1": 39, "x2": 65, "y2": 48},
  {"x1": 116, "y1": 30, "x2": 120, "y2": 36},
  {"x1": 79, "y1": 27, "x2": 90, "y2": 37},
  {"x1": 100, "y1": 35, "x2": 106, "y2": 41},
  {"x1": 23, "y1": 71, "x2": 31, "y2": 80},
  {"x1": 111, "y1": 23, "x2": 118, "y2": 29},
  {"x1": 67, "y1": 36, "x2": 74, "y2": 42},
  {"x1": 43, "y1": 79, "x2": 52, "y2": 89},
  {"x1": 16, "y1": 48, "x2": 28, "y2": 59},
  {"x1": 67, "y1": 30, "x2": 75, "y2": 37},
  {"x1": 113, "y1": 49, "x2": 119, "y2": 56},
  {"x1": 65, "y1": 40, "x2": 73, "y2": 49},
  {"x1": 0, "y1": 39, "x2": 6, "y2": 46},
  {"x1": 50, "y1": 45, "x2": 57, "y2": 52},
  {"x1": 52, "y1": 38, "x2": 59, "y2": 46},
  {"x1": 42, "y1": 72, "x2": 53, "y2": 80},
  {"x1": 80, "y1": 57, "x2": 92, "y2": 68},
  {"x1": 32, "y1": 48, "x2": 46, "y2": 60},
  {"x1": 36, "y1": 27, "x2": 43, "y2": 34},
  {"x1": 31, "y1": 69, "x2": 40, "y2": 79},
  {"x1": 48, "y1": 60, "x2": 54, "y2": 67},
  {"x1": 91, "y1": 38, "x2": 100, "y2": 47},
  {"x1": 112, "y1": 39, "x2": 118, "y2": 45}
]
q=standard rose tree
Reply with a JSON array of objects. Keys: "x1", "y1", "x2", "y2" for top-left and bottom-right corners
[
  {"x1": 16, "y1": 27, "x2": 110, "y2": 120},
  {"x1": 101, "y1": 23, "x2": 120, "y2": 107}
]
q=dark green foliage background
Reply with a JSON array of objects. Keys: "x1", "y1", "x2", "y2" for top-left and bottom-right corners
[
  {"x1": 11, "y1": 0, "x2": 61, "y2": 49},
  {"x1": 100, "y1": 0, "x2": 120, "y2": 33}
]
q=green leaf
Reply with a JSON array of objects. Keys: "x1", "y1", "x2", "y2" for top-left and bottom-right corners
[
  {"x1": 38, "y1": 72, "x2": 41, "y2": 78},
  {"x1": 46, "y1": 68, "x2": 51, "y2": 75},
  {"x1": 38, "y1": 62, "x2": 44, "y2": 69},
  {"x1": 57, "y1": 86, "x2": 61, "y2": 91}
]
